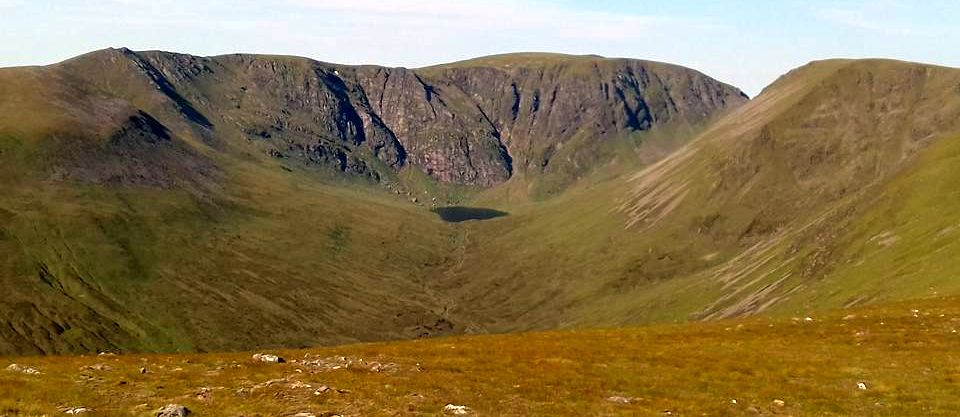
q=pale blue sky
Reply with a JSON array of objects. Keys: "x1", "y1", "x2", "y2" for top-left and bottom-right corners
[{"x1": 2, "y1": 0, "x2": 959, "y2": 96}]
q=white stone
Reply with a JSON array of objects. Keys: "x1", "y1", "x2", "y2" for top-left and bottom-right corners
[
  {"x1": 252, "y1": 353, "x2": 284, "y2": 363},
  {"x1": 6, "y1": 364, "x2": 40, "y2": 375},
  {"x1": 443, "y1": 404, "x2": 472, "y2": 415}
]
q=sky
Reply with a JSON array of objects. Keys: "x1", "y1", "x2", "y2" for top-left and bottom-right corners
[{"x1": 1, "y1": 0, "x2": 959, "y2": 96}]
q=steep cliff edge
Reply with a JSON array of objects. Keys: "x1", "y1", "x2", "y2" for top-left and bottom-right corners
[{"x1": 418, "y1": 53, "x2": 747, "y2": 184}]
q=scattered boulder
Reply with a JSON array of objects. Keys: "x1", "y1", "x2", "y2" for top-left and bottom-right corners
[
  {"x1": 289, "y1": 380, "x2": 312, "y2": 389},
  {"x1": 296, "y1": 355, "x2": 398, "y2": 373},
  {"x1": 195, "y1": 387, "x2": 213, "y2": 401},
  {"x1": 156, "y1": 404, "x2": 191, "y2": 417},
  {"x1": 772, "y1": 399, "x2": 786, "y2": 407},
  {"x1": 367, "y1": 361, "x2": 396, "y2": 373},
  {"x1": 6, "y1": 363, "x2": 40, "y2": 375},
  {"x1": 606, "y1": 395, "x2": 637, "y2": 404},
  {"x1": 857, "y1": 382, "x2": 868, "y2": 390},
  {"x1": 443, "y1": 404, "x2": 472, "y2": 415},
  {"x1": 251, "y1": 377, "x2": 289, "y2": 390},
  {"x1": 63, "y1": 407, "x2": 90, "y2": 415},
  {"x1": 252, "y1": 353, "x2": 285, "y2": 363},
  {"x1": 82, "y1": 363, "x2": 112, "y2": 371}
]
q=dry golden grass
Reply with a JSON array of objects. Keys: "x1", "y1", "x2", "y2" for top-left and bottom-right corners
[{"x1": 3, "y1": 296, "x2": 960, "y2": 416}]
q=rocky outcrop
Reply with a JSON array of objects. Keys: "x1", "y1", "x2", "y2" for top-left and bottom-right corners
[
  {"x1": 353, "y1": 56, "x2": 747, "y2": 186},
  {"x1": 355, "y1": 67, "x2": 511, "y2": 185},
  {"x1": 252, "y1": 353, "x2": 284, "y2": 363},
  {"x1": 5, "y1": 363, "x2": 40, "y2": 375},
  {"x1": 156, "y1": 404, "x2": 190, "y2": 417}
]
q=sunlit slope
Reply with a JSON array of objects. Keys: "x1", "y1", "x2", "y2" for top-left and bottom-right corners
[
  {"x1": 2, "y1": 296, "x2": 959, "y2": 416},
  {"x1": 442, "y1": 59, "x2": 960, "y2": 331}
]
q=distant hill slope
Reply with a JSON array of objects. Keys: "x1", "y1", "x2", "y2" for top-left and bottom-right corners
[{"x1": 2, "y1": 51, "x2": 960, "y2": 357}]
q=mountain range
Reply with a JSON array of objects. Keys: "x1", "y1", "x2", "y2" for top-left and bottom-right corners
[{"x1": 1, "y1": 48, "x2": 959, "y2": 357}]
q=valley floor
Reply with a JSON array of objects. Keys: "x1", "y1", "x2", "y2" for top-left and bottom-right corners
[{"x1": 3, "y1": 297, "x2": 960, "y2": 416}]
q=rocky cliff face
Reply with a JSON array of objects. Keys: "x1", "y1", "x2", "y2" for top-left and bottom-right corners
[
  {"x1": 353, "y1": 66, "x2": 512, "y2": 185},
  {"x1": 41, "y1": 49, "x2": 747, "y2": 188},
  {"x1": 420, "y1": 56, "x2": 748, "y2": 175}
]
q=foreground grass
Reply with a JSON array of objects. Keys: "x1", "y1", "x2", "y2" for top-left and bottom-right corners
[{"x1": 2, "y1": 297, "x2": 959, "y2": 416}]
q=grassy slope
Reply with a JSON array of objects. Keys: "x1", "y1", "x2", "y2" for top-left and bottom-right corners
[
  {"x1": 0, "y1": 156, "x2": 463, "y2": 353},
  {"x1": 795, "y1": 130, "x2": 960, "y2": 306},
  {"x1": 2, "y1": 296, "x2": 960, "y2": 416},
  {"x1": 689, "y1": 59, "x2": 960, "y2": 316}
]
